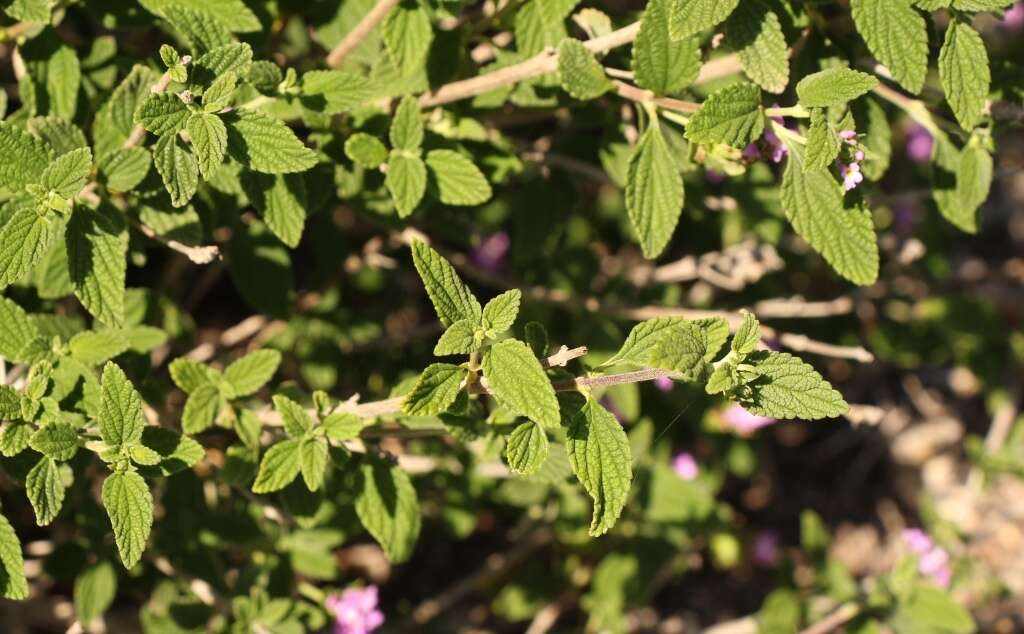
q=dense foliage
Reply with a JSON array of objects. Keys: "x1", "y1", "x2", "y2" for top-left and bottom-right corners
[{"x1": 0, "y1": 0, "x2": 1021, "y2": 631}]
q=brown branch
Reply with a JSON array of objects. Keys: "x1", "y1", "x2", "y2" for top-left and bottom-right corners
[
  {"x1": 130, "y1": 218, "x2": 221, "y2": 264},
  {"x1": 798, "y1": 602, "x2": 861, "y2": 634},
  {"x1": 613, "y1": 80, "x2": 700, "y2": 113},
  {"x1": 325, "y1": 0, "x2": 401, "y2": 69}
]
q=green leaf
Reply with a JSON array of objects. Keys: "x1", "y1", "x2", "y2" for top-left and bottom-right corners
[
  {"x1": 0, "y1": 297, "x2": 40, "y2": 363},
  {"x1": 514, "y1": 0, "x2": 578, "y2": 57},
  {"x1": 26, "y1": 457, "x2": 64, "y2": 525},
  {"x1": 557, "y1": 38, "x2": 613, "y2": 100},
  {"x1": 0, "y1": 197, "x2": 62, "y2": 290},
  {"x1": 434, "y1": 318, "x2": 479, "y2": 356},
  {"x1": 0, "y1": 512, "x2": 28, "y2": 599},
  {"x1": 28, "y1": 116, "x2": 88, "y2": 156},
  {"x1": 322, "y1": 412, "x2": 363, "y2": 441},
  {"x1": 21, "y1": 30, "x2": 80, "y2": 119},
  {"x1": 685, "y1": 82, "x2": 765, "y2": 148},
  {"x1": 135, "y1": 93, "x2": 190, "y2": 136},
  {"x1": 382, "y1": 0, "x2": 434, "y2": 75},
  {"x1": 386, "y1": 152, "x2": 427, "y2": 217},
  {"x1": 425, "y1": 150, "x2": 493, "y2": 206},
  {"x1": 0, "y1": 423, "x2": 33, "y2": 458},
  {"x1": 952, "y1": 143, "x2": 993, "y2": 233},
  {"x1": 139, "y1": 0, "x2": 259, "y2": 32},
  {"x1": 566, "y1": 399, "x2": 632, "y2": 536},
  {"x1": 202, "y1": 71, "x2": 238, "y2": 112},
  {"x1": 69, "y1": 331, "x2": 128, "y2": 366},
  {"x1": 129, "y1": 445, "x2": 162, "y2": 466},
  {"x1": 951, "y1": 0, "x2": 1014, "y2": 8},
  {"x1": 355, "y1": 456, "x2": 421, "y2": 563},
  {"x1": 411, "y1": 240, "x2": 482, "y2": 328},
  {"x1": 102, "y1": 469, "x2": 153, "y2": 568},
  {"x1": 505, "y1": 420, "x2": 549, "y2": 475},
  {"x1": 633, "y1": 0, "x2": 701, "y2": 95},
  {"x1": 74, "y1": 561, "x2": 117, "y2": 624},
  {"x1": 895, "y1": 584, "x2": 975, "y2": 634},
  {"x1": 627, "y1": 120, "x2": 684, "y2": 259},
  {"x1": 225, "y1": 349, "x2": 281, "y2": 397},
  {"x1": 40, "y1": 147, "x2": 92, "y2": 198},
  {"x1": 66, "y1": 204, "x2": 128, "y2": 326},
  {"x1": 390, "y1": 95, "x2": 424, "y2": 151},
  {"x1": 737, "y1": 351, "x2": 848, "y2": 419},
  {"x1": 402, "y1": 363, "x2": 466, "y2": 417},
  {"x1": 781, "y1": 144, "x2": 879, "y2": 285},
  {"x1": 0, "y1": 122, "x2": 51, "y2": 190},
  {"x1": 608, "y1": 317, "x2": 696, "y2": 367},
  {"x1": 0, "y1": 386, "x2": 19, "y2": 420},
  {"x1": 252, "y1": 438, "x2": 303, "y2": 493},
  {"x1": 669, "y1": 0, "x2": 741, "y2": 40},
  {"x1": 796, "y1": 68, "x2": 879, "y2": 108},
  {"x1": 153, "y1": 133, "x2": 199, "y2": 207},
  {"x1": 242, "y1": 172, "x2": 308, "y2": 248},
  {"x1": 803, "y1": 109, "x2": 842, "y2": 173},
  {"x1": 190, "y1": 42, "x2": 253, "y2": 86},
  {"x1": 223, "y1": 109, "x2": 317, "y2": 174},
  {"x1": 169, "y1": 357, "x2": 211, "y2": 394},
  {"x1": 139, "y1": 427, "x2": 204, "y2": 475},
  {"x1": 29, "y1": 422, "x2": 79, "y2": 461},
  {"x1": 300, "y1": 70, "x2": 372, "y2": 115},
  {"x1": 725, "y1": 0, "x2": 789, "y2": 94},
  {"x1": 731, "y1": 311, "x2": 761, "y2": 355},
  {"x1": 851, "y1": 0, "x2": 929, "y2": 94},
  {"x1": 482, "y1": 289, "x2": 521, "y2": 334},
  {"x1": 938, "y1": 19, "x2": 990, "y2": 130},
  {"x1": 186, "y1": 112, "x2": 227, "y2": 179},
  {"x1": 344, "y1": 133, "x2": 388, "y2": 168},
  {"x1": 99, "y1": 362, "x2": 145, "y2": 449},
  {"x1": 299, "y1": 437, "x2": 329, "y2": 491},
  {"x1": 854, "y1": 98, "x2": 892, "y2": 182},
  {"x1": 181, "y1": 384, "x2": 221, "y2": 434},
  {"x1": 3, "y1": 0, "x2": 53, "y2": 22},
  {"x1": 273, "y1": 394, "x2": 312, "y2": 438},
  {"x1": 482, "y1": 339, "x2": 560, "y2": 430},
  {"x1": 100, "y1": 147, "x2": 152, "y2": 192}
]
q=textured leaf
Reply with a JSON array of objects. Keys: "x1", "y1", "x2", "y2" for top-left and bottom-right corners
[
  {"x1": 557, "y1": 39, "x2": 613, "y2": 100},
  {"x1": 224, "y1": 349, "x2": 281, "y2": 398},
  {"x1": 0, "y1": 297, "x2": 40, "y2": 363},
  {"x1": 389, "y1": 95, "x2": 424, "y2": 151},
  {"x1": 224, "y1": 110, "x2": 317, "y2": 174},
  {"x1": 803, "y1": 109, "x2": 842, "y2": 172},
  {"x1": 627, "y1": 121, "x2": 684, "y2": 259},
  {"x1": 102, "y1": 469, "x2": 153, "y2": 568},
  {"x1": 411, "y1": 240, "x2": 482, "y2": 328},
  {"x1": 851, "y1": 0, "x2": 929, "y2": 94},
  {"x1": 167, "y1": 8, "x2": 233, "y2": 54},
  {"x1": 731, "y1": 312, "x2": 761, "y2": 355},
  {"x1": 272, "y1": 394, "x2": 312, "y2": 438},
  {"x1": 382, "y1": 0, "x2": 434, "y2": 75},
  {"x1": 0, "y1": 512, "x2": 28, "y2": 599},
  {"x1": 796, "y1": 68, "x2": 879, "y2": 108},
  {"x1": 27, "y1": 116, "x2": 87, "y2": 157},
  {"x1": 0, "y1": 200, "x2": 61, "y2": 290},
  {"x1": 252, "y1": 438, "x2": 303, "y2": 493},
  {"x1": 202, "y1": 71, "x2": 238, "y2": 112},
  {"x1": 0, "y1": 122, "x2": 51, "y2": 190},
  {"x1": 99, "y1": 362, "x2": 145, "y2": 449},
  {"x1": 434, "y1": 318, "x2": 479, "y2": 356},
  {"x1": 725, "y1": 0, "x2": 789, "y2": 93},
  {"x1": 29, "y1": 422, "x2": 79, "y2": 461},
  {"x1": 425, "y1": 150, "x2": 492, "y2": 206},
  {"x1": 74, "y1": 561, "x2": 117, "y2": 623},
  {"x1": 3, "y1": 0, "x2": 53, "y2": 22},
  {"x1": 100, "y1": 147, "x2": 152, "y2": 193},
  {"x1": 685, "y1": 82, "x2": 765, "y2": 148},
  {"x1": 781, "y1": 144, "x2": 879, "y2": 285},
  {"x1": 138, "y1": 0, "x2": 260, "y2": 32},
  {"x1": 505, "y1": 420, "x2": 549, "y2": 476},
  {"x1": 186, "y1": 112, "x2": 227, "y2": 179},
  {"x1": 26, "y1": 457, "x2": 64, "y2": 525},
  {"x1": 190, "y1": 42, "x2": 253, "y2": 86},
  {"x1": 402, "y1": 363, "x2": 466, "y2": 416},
  {"x1": 21, "y1": 31, "x2": 80, "y2": 119},
  {"x1": 169, "y1": 357, "x2": 211, "y2": 394},
  {"x1": 299, "y1": 438, "x2": 329, "y2": 491},
  {"x1": 0, "y1": 423, "x2": 33, "y2": 457},
  {"x1": 566, "y1": 399, "x2": 632, "y2": 536},
  {"x1": 344, "y1": 133, "x2": 388, "y2": 168},
  {"x1": 181, "y1": 384, "x2": 220, "y2": 434},
  {"x1": 950, "y1": 0, "x2": 1014, "y2": 7},
  {"x1": 386, "y1": 152, "x2": 427, "y2": 217},
  {"x1": 153, "y1": 133, "x2": 199, "y2": 207},
  {"x1": 482, "y1": 289, "x2": 521, "y2": 334},
  {"x1": 242, "y1": 172, "x2": 307, "y2": 248},
  {"x1": 669, "y1": 0, "x2": 741, "y2": 40},
  {"x1": 483, "y1": 339, "x2": 559, "y2": 429},
  {"x1": 514, "y1": 0, "x2": 578, "y2": 56},
  {"x1": 737, "y1": 351, "x2": 848, "y2": 419},
  {"x1": 40, "y1": 147, "x2": 92, "y2": 198},
  {"x1": 939, "y1": 19, "x2": 990, "y2": 130},
  {"x1": 139, "y1": 427, "x2": 204, "y2": 475},
  {"x1": 633, "y1": 0, "x2": 701, "y2": 95},
  {"x1": 934, "y1": 138, "x2": 992, "y2": 233},
  {"x1": 355, "y1": 457, "x2": 421, "y2": 563},
  {"x1": 66, "y1": 204, "x2": 128, "y2": 326},
  {"x1": 322, "y1": 412, "x2": 363, "y2": 441},
  {"x1": 854, "y1": 98, "x2": 892, "y2": 181},
  {"x1": 300, "y1": 70, "x2": 372, "y2": 115},
  {"x1": 136, "y1": 93, "x2": 190, "y2": 137}
]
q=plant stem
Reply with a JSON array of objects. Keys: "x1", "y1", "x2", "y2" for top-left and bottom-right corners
[{"x1": 325, "y1": 0, "x2": 401, "y2": 69}]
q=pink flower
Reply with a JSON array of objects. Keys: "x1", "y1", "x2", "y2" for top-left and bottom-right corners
[
  {"x1": 325, "y1": 586, "x2": 384, "y2": 634},
  {"x1": 902, "y1": 528, "x2": 952, "y2": 588},
  {"x1": 470, "y1": 232, "x2": 510, "y2": 274},
  {"x1": 905, "y1": 125, "x2": 933, "y2": 163},
  {"x1": 654, "y1": 376, "x2": 674, "y2": 392},
  {"x1": 1003, "y1": 3, "x2": 1024, "y2": 30},
  {"x1": 753, "y1": 530, "x2": 779, "y2": 567},
  {"x1": 705, "y1": 170, "x2": 726, "y2": 184},
  {"x1": 840, "y1": 161, "x2": 864, "y2": 192},
  {"x1": 721, "y1": 404, "x2": 776, "y2": 435},
  {"x1": 763, "y1": 127, "x2": 788, "y2": 163},
  {"x1": 742, "y1": 143, "x2": 762, "y2": 160},
  {"x1": 672, "y1": 452, "x2": 699, "y2": 480}
]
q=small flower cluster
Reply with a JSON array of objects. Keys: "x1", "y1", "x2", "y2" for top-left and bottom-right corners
[
  {"x1": 720, "y1": 404, "x2": 776, "y2": 435},
  {"x1": 902, "y1": 528, "x2": 952, "y2": 588},
  {"x1": 672, "y1": 452, "x2": 699, "y2": 480},
  {"x1": 325, "y1": 586, "x2": 385, "y2": 634},
  {"x1": 838, "y1": 130, "x2": 866, "y2": 192},
  {"x1": 743, "y1": 115, "x2": 788, "y2": 164}
]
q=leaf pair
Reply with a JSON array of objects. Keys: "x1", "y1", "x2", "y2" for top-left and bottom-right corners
[{"x1": 170, "y1": 349, "x2": 281, "y2": 434}]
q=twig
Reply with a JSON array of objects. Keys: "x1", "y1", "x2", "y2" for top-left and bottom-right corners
[
  {"x1": 798, "y1": 602, "x2": 861, "y2": 634},
  {"x1": 325, "y1": 0, "x2": 401, "y2": 69},
  {"x1": 130, "y1": 218, "x2": 221, "y2": 264},
  {"x1": 613, "y1": 79, "x2": 700, "y2": 113},
  {"x1": 0, "y1": 21, "x2": 32, "y2": 42}
]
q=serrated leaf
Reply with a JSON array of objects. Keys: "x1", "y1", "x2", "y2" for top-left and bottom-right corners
[
  {"x1": 153, "y1": 133, "x2": 199, "y2": 207},
  {"x1": 386, "y1": 152, "x2": 427, "y2": 217},
  {"x1": 190, "y1": 42, "x2": 253, "y2": 86},
  {"x1": 505, "y1": 420, "x2": 549, "y2": 475},
  {"x1": 851, "y1": 0, "x2": 929, "y2": 94},
  {"x1": 28, "y1": 116, "x2": 88, "y2": 156},
  {"x1": 0, "y1": 297, "x2": 40, "y2": 363},
  {"x1": 300, "y1": 70, "x2": 372, "y2": 115},
  {"x1": 3, "y1": 0, "x2": 53, "y2": 22},
  {"x1": 627, "y1": 120, "x2": 684, "y2": 259},
  {"x1": 74, "y1": 560, "x2": 117, "y2": 623},
  {"x1": 138, "y1": 0, "x2": 260, "y2": 33},
  {"x1": 100, "y1": 147, "x2": 151, "y2": 192},
  {"x1": 242, "y1": 172, "x2": 308, "y2": 248},
  {"x1": 483, "y1": 339, "x2": 560, "y2": 429},
  {"x1": 355, "y1": 456, "x2": 421, "y2": 563},
  {"x1": 323, "y1": 412, "x2": 362, "y2": 441},
  {"x1": 633, "y1": 0, "x2": 701, "y2": 95},
  {"x1": 299, "y1": 437, "x2": 328, "y2": 491},
  {"x1": 272, "y1": 394, "x2": 311, "y2": 438},
  {"x1": 669, "y1": 0, "x2": 741, "y2": 40},
  {"x1": 0, "y1": 122, "x2": 51, "y2": 190},
  {"x1": 402, "y1": 363, "x2": 466, "y2": 416},
  {"x1": 425, "y1": 150, "x2": 492, "y2": 206},
  {"x1": 252, "y1": 438, "x2": 303, "y2": 493},
  {"x1": 99, "y1": 362, "x2": 145, "y2": 449},
  {"x1": 382, "y1": 0, "x2": 434, "y2": 75},
  {"x1": 434, "y1": 318, "x2": 479, "y2": 356},
  {"x1": 102, "y1": 469, "x2": 153, "y2": 568},
  {"x1": 345, "y1": 133, "x2": 388, "y2": 168},
  {"x1": 139, "y1": 427, "x2": 204, "y2": 475},
  {"x1": 514, "y1": 0, "x2": 578, "y2": 57},
  {"x1": 129, "y1": 445, "x2": 162, "y2": 466},
  {"x1": 66, "y1": 204, "x2": 128, "y2": 326},
  {"x1": 939, "y1": 19, "x2": 990, "y2": 130},
  {"x1": 29, "y1": 422, "x2": 79, "y2": 461},
  {"x1": 70, "y1": 331, "x2": 129, "y2": 365},
  {"x1": 135, "y1": 93, "x2": 190, "y2": 136},
  {"x1": 202, "y1": 71, "x2": 238, "y2": 112},
  {"x1": 40, "y1": 148, "x2": 92, "y2": 199},
  {"x1": 557, "y1": 38, "x2": 612, "y2": 100},
  {"x1": 169, "y1": 357, "x2": 211, "y2": 393},
  {"x1": 686, "y1": 82, "x2": 765, "y2": 148},
  {"x1": 0, "y1": 199, "x2": 61, "y2": 290},
  {"x1": 935, "y1": 138, "x2": 992, "y2": 233},
  {"x1": 224, "y1": 109, "x2": 317, "y2": 174},
  {"x1": 732, "y1": 312, "x2": 761, "y2": 355},
  {"x1": 389, "y1": 95, "x2": 424, "y2": 151},
  {"x1": 0, "y1": 512, "x2": 28, "y2": 599},
  {"x1": 181, "y1": 384, "x2": 221, "y2": 434},
  {"x1": 781, "y1": 143, "x2": 879, "y2": 285},
  {"x1": 804, "y1": 109, "x2": 842, "y2": 172},
  {"x1": 411, "y1": 240, "x2": 481, "y2": 328},
  {"x1": 26, "y1": 456, "x2": 64, "y2": 525},
  {"x1": 482, "y1": 289, "x2": 521, "y2": 334},
  {"x1": 796, "y1": 68, "x2": 878, "y2": 108},
  {"x1": 21, "y1": 30, "x2": 80, "y2": 119},
  {"x1": 0, "y1": 423, "x2": 33, "y2": 457},
  {"x1": 186, "y1": 112, "x2": 227, "y2": 179},
  {"x1": 737, "y1": 351, "x2": 848, "y2": 419},
  {"x1": 566, "y1": 398, "x2": 632, "y2": 536},
  {"x1": 951, "y1": 0, "x2": 1014, "y2": 7},
  {"x1": 0, "y1": 386, "x2": 19, "y2": 420},
  {"x1": 725, "y1": 0, "x2": 789, "y2": 94}
]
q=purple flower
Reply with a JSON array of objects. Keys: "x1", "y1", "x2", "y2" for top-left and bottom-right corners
[
  {"x1": 902, "y1": 528, "x2": 952, "y2": 588},
  {"x1": 672, "y1": 452, "x2": 699, "y2": 480},
  {"x1": 905, "y1": 125, "x2": 934, "y2": 163},
  {"x1": 325, "y1": 586, "x2": 384, "y2": 634},
  {"x1": 1003, "y1": 3, "x2": 1024, "y2": 30},
  {"x1": 654, "y1": 376, "x2": 674, "y2": 392},
  {"x1": 721, "y1": 404, "x2": 776, "y2": 435},
  {"x1": 470, "y1": 232, "x2": 510, "y2": 274},
  {"x1": 840, "y1": 161, "x2": 864, "y2": 192},
  {"x1": 753, "y1": 530, "x2": 779, "y2": 567},
  {"x1": 705, "y1": 169, "x2": 726, "y2": 185},
  {"x1": 763, "y1": 127, "x2": 788, "y2": 163},
  {"x1": 742, "y1": 143, "x2": 762, "y2": 160}
]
